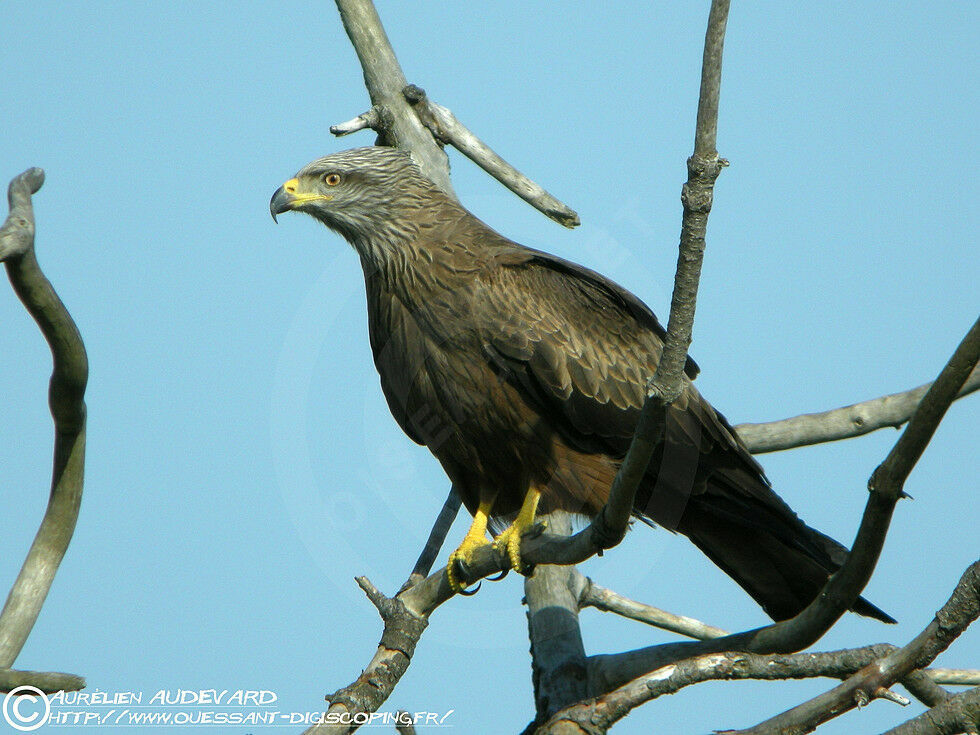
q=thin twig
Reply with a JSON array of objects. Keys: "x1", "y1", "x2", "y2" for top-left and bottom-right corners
[
  {"x1": 899, "y1": 670, "x2": 951, "y2": 709},
  {"x1": 330, "y1": 107, "x2": 381, "y2": 137},
  {"x1": 399, "y1": 486, "x2": 462, "y2": 593},
  {"x1": 581, "y1": 0, "x2": 731, "y2": 557},
  {"x1": 402, "y1": 85, "x2": 580, "y2": 228},
  {"x1": 0, "y1": 168, "x2": 88, "y2": 671},
  {"x1": 735, "y1": 364, "x2": 980, "y2": 454},
  {"x1": 571, "y1": 570, "x2": 728, "y2": 640}
]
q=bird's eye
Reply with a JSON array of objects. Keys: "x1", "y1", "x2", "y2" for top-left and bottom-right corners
[{"x1": 324, "y1": 173, "x2": 342, "y2": 186}]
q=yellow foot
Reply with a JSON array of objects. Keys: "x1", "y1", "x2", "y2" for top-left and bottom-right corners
[
  {"x1": 492, "y1": 489, "x2": 542, "y2": 575},
  {"x1": 447, "y1": 534, "x2": 491, "y2": 594}
]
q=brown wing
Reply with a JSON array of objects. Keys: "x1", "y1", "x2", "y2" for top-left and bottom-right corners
[{"x1": 475, "y1": 243, "x2": 755, "y2": 469}]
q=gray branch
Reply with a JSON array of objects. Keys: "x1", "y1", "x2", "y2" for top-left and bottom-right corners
[
  {"x1": 580, "y1": 0, "x2": 731, "y2": 560},
  {"x1": 543, "y1": 576, "x2": 980, "y2": 735},
  {"x1": 330, "y1": 107, "x2": 381, "y2": 138},
  {"x1": 399, "y1": 486, "x2": 462, "y2": 594},
  {"x1": 541, "y1": 644, "x2": 962, "y2": 734},
  {"x1": 0, "y1": 169, "x2": 88, "y2": 677},
  {"x1": 571, "y1": 569, "x2": 729, "y2": 640},
  {"x1": 736, "y1": 364, "x2": 980, "y2": 454},
  {"x1": 402, "y1": 85, "x2": 580, "y2": 228},
  {"x1": 635, "y1": 314, "x2": 980, "y2": 661},
  {"x1": 329, "y1": 94, "x2": 581, "y2": 228},
  {"x1": 524, "y1": 513, "x2": 589, "y2": 725},
  {"x1": 585, "y1": 641, "x2": 970, "y2": 711},
  {"x1": 928, "y1": 669, "x2": 980, "y2": 687},
  {"x1": 0, "y1": 668, "x2": 85, "y2": 694}
]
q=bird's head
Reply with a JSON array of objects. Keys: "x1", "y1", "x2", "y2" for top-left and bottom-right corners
[{"x1": 270, "y1": 146, "x2": 440, "y2": 248}]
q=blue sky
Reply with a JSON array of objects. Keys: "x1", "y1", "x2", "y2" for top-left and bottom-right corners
[{"x1": 1, "y1": 2, "x2": 976, "y2": 733}]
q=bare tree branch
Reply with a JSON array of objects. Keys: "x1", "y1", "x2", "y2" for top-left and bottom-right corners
[
  {"x1": 0, "y1": 668, "x2": 85, "y2": 694},
  {"x1": 544, "y1": 647, "x2": 895, "y2": 734},
  {"x1": 571, "y1": 569, "x2": 729, "y2": 640},
  {"x1": 727, "y1": 560, "x2": 980, "y2": 735},
  {"x1": 585, "y1": 639, "x2": 965, "y2": 710},
  {"x1": 929, "y1": 670, "x2": 980, "y2": 687},
  {"x1": 402, "y1": 84, "x2": 580, "y2": 228},
  {"x1": 399, "y1": 486, "x2": 461, "y2": 593},
  {"x1": 0, "y1": 168, "x2": 88, "y2": 675},
  {"x1": 580, "y1": 0, "x2": 731, "y2": 558},
  {"x1": 330, "y1": 107, "x2": 382, "y2": 137},
  {"x1": 525, "y1": 514, "x2": 589, "y2": 725},
  {"x1": 870, "y1": 317, "x2": 979, "y2": 495},
  {"x1": 307, "y1": 577, "x2": 428, "y2": 735},
  {"x1": 543, "y1": 626, "x2": 977, "y2": 735},
  {"x1": 735, "y1": 364, "x2": 980, "y2": 454}
]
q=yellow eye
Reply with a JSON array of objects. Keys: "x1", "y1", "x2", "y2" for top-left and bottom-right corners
[{"x1": 325, "y1": 173, "x2": 341, "y2": 186}]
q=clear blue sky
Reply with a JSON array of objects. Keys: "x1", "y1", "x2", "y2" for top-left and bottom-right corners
[{"x1": 1, "y1": 2, "x2": 976, "y2": 733}]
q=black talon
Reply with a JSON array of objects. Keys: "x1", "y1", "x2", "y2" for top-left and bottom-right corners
[
  {"x1": 487, "y1": 568, "x2": 510, "y2": 582},
  {"x1": 458, "y1": 581, "x2": 482, "y2": 596}
]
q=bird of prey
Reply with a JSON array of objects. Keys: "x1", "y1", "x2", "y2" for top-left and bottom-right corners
[{"x1": 270, "y1": 146, "x2": 893, "y2": 623}]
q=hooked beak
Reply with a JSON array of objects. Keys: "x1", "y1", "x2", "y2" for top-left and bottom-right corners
[
  {"x1": 269, "y1": 178, "x2": 299, "y2": 223},
  {"x1": 270, "y1": 177, "x2": 334, "y2": 223}
]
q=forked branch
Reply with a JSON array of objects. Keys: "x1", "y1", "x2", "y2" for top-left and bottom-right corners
[
  {"x1": 331, "y1": 2, "x2": 579, "y2": 228},
  {"x1": 728, "y1": 560, "x2": 980, "y2": 734},
  {"x1": 537, "y1": 560, "x2": 979, "y2": 733}
]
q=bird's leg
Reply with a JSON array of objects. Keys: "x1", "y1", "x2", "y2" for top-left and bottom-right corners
[
  {"x1": 493, "y1": 487, "x2": 541, "y2": 575},
  {"x1": 447, "y1": 496, "x2": 494, "y2": 594}
]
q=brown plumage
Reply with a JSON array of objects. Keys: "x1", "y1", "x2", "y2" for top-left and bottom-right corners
[{"x1": 270, "y1": 146, "x2": 894, "y2": 623}]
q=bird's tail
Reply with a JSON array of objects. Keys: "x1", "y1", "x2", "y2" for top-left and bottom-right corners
[{"x1": 641, "y1": 467, "x2": 896, "y2": 624}]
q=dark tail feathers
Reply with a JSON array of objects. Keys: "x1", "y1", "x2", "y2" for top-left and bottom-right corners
[{"x1": 666, "y1": 476, "x2": 896, "y2": 624}]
